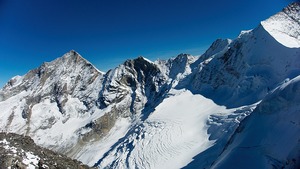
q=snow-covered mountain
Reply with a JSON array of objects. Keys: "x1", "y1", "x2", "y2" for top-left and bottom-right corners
[
  {"x1": 186, "y1": 4, "x2": 300, "y2": 108},
  {"x1": 211, "y1": 75, "x2": 300, "y2": 169},
  {"x1": 0, "y1": 2, "x2": 299, "y2": 169},
  {"x1": 0, "y1": 50, "x2": 106, "y2": 154}
]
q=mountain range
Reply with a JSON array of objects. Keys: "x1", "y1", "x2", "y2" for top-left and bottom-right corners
[{"x1": 0, "y1": 2, "x2": 299, "y2": 169}]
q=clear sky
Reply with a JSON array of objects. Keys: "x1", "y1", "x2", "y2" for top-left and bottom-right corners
[{"x1": 0, "y1": 0, "x2": 294, "y2": 87}]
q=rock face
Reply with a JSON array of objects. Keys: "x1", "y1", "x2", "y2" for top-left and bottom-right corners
[
  {"x1": 0, "y1": 2, "x2": 299, "y2": 169},
  {"x1": 98, "y1": 56, "x2": 168, "y2": 116},
  {"x1": 0, "y1": 132, "x2": 92, "y2": 169}
]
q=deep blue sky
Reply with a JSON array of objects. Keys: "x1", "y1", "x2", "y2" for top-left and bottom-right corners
[{"x1": 0, "y1": 0, "x2": 293, "y2": 87}]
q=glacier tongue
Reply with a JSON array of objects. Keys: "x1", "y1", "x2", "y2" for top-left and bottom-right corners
[{"x1": 95, "y1": 89, "x2": 251, "y2": 169}]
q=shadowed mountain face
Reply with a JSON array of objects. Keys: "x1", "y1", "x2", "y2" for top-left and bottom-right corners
[
  {"x1": 0, "y1": 2, "x2": 299, "y2": 169},
  {"x1": 210, "y1": 75, "x2": 300, "y2": 169}
]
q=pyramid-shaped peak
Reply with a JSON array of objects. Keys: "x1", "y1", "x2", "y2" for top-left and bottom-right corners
[
  {"x1": 67, "y1": 49, "x2": 78, "y2": 55},
  {"x1": 62, "y1": 50, "x2": 84, "y2": 61},
  {"x1": 41, "y1": 50, "x2": 95, "y2": 69},
  {"x1": 39, "y1": 50, "x2": 103, "y2": 74}
]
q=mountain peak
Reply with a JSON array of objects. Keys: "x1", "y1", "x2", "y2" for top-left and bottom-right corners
[
  {"x1": 123, "y1": 56, "x2": 154, "y2": 68},
  {"x1": 172, "y1": 53, "x2": 196, "y2": 67},
  {"x1": 261, "y1": 2, "x2": 300, "y2": 48},
  {"x1": 197, "y1": 38, "x2": 232, "y2": 62},
  {"x1": 67, "y1": 49, "x2": 78, "y2": 55},
  {"x1": 60, "y1": 50, "x2": 86, "y2": 64},
  {"x1": 175, "y1": 53, "x2": 192, "y2": 60},
  {"x1": 134, "y1": 56, "x2": 153, "y2": 63},
  {"x1": 64, "y1": 50, "x2": 80, "y2": 58},
  {"x1": 0, "y1": 50, "x2": 103, "y2": 102},
  {"x1": 42, "y1": 50, "x2": 103, "y2": 74}
]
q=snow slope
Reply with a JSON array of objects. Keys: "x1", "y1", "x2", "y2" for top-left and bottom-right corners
[
  {"x1": 96, "y1": 89, "x2": 250, "y2": 169},
  {"x1": 261, "y1": 2, "x2": 300, "y2": 48},
  {"x1": 211, "y1": 75, "x2": 300, "y2": 169},
  {"x1": 188, "y1": 4, "x2": 300, "y2": 107}
]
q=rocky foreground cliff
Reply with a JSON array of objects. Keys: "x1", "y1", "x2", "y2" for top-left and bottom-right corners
[{"x1": 0, "y1": 132, "x2": 92, "y2": 169}]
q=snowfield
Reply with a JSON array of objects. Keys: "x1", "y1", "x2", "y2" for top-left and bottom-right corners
[{"x1": 96, "y1": 89, "x2": 251, "y2": 169}]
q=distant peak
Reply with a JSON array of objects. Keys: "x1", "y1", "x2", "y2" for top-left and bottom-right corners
[
  {"x1": 173, "y1": 53, "x2": 194, "y2": 63},
  {"x1": 199, "y1": 38, "x2": 232, "y2": 61},
  {"x1": 63, "y1": 50, "x2": 82, "y2": 59},
  {"x1": 70, "y1": 49, "x2": 79, "y2": 55},
  {"x1": 124, "y1": 56, "x2": 153, "y2": 65},
  {"x1": 135, "y1": 56, "x2": 152, "y2": 62},
  {"x1": 122, "y1": 56, "x2": 159, "y2": 74},
  {"x1": 54, "y1": 50, "x2": 92, "y2": 66},
  {"x1": 136, "y1": 56, "x2": 146, "y2": 61},
  {"x1": 177, "y1": 53, "x2": 191, "y2": 58},
  {"x1": 40, "y1": 50, "x2": 104, "y2": 74},
  {"x1": 69, "y1": 49, "x2": 77, "y2": 54}
]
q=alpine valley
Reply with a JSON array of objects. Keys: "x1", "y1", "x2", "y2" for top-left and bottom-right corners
[{"x1": 0, "y1": 2, "x2": 300, "y2": 169}]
